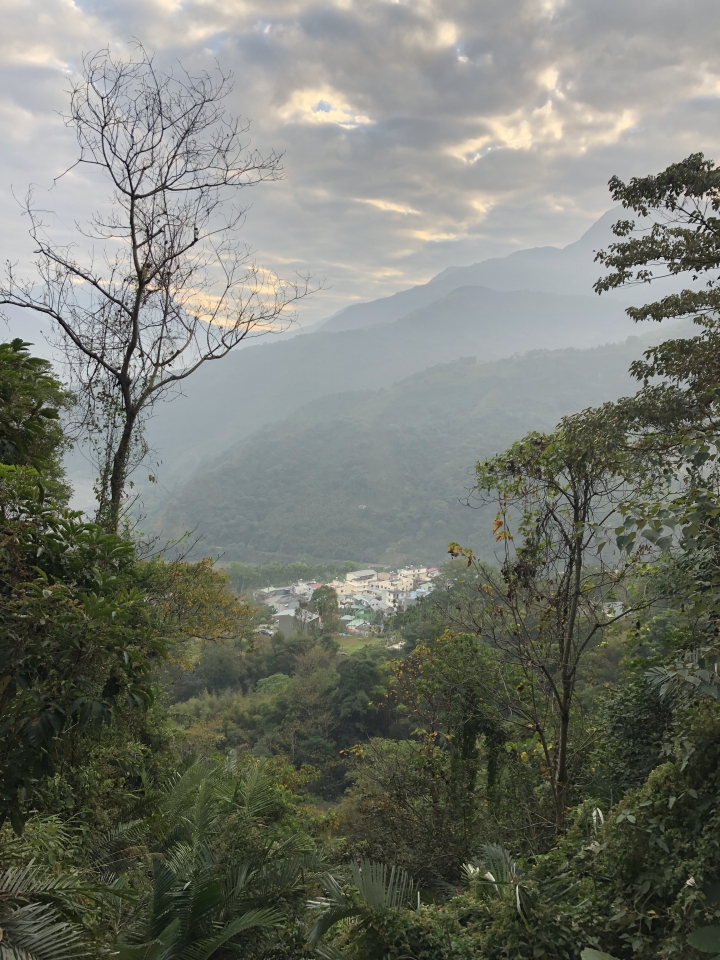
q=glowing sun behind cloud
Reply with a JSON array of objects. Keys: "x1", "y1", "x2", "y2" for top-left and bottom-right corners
[{"x1": 278, "y1": 87, "x2": 373, "y2": 128}]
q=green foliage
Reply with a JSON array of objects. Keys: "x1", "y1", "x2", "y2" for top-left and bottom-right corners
[
  {"x1": 338, "y1": 736, "x2": 494, "y2": 882},
  {"x1": 462, "y1": 843, "x2": 531, "y2": 918},
  {"x1": 115, "y1": 759, "x2": 325, "y2": 960},
  {"x1": 395, "y1": 631, "x2": 506, "y2": 815},
  {"x1": 591, "y1": 154, "x2": 720, "y2": 618},
  {"x1": 326, "y1": 896, "x2": 488, "y2": 960},
  {"x1": 0, "y1": 346, "x2": 253, "y2": 829},
  {"x1": 449, "y1": 416, "x2": 659, "y2": 832},
  {"x1": 308, "y1": 860, "x2": 419, "y2": 948},
  {"x1": 687, "y1": 925, "x2": 720, "y2": 956},
  {"x1": 311, "y1": 584, "x2": 340, "y2": 632},
  {"x1": 595, "y1": 152, "x2": 720, "y2": 315},
  {"x1": 584, "y1": 674, "x2": 672, "y2": 804},
  {"x1": 0, "y1": 339, "x2": 69, "y2": 475},
  {"x1": 0, "y1": 471, "x2": 163, "y2": 831},
  {"x1": 0, "y1": 860, "x2": 91, "y2": 959},
  {"x1": 172, "y1": 637, "x2": 397, "y2": 799},
  {"x1": 139, "y1": 557, "x2": 255, "y2": 647}
]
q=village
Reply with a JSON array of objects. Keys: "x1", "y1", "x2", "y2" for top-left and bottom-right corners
[{"x1": 255, "y1": 565, "x2": 440, "y2": 637}]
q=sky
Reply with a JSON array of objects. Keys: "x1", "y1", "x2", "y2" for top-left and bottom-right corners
[{"x1": 3, "y1": 0, "x2": 720, "y2": 327}]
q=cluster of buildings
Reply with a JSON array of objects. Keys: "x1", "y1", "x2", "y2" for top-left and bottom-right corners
[{"x1": 256, "y1": 566, "x2": 439, "y2": 637}]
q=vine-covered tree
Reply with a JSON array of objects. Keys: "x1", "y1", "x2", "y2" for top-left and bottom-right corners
[
  {"x1": 449, "y1": 413, "x2": 662, "y2": 833},
  {"x1": 0, "y1": 45, "x2": 309, "y2": 531}
]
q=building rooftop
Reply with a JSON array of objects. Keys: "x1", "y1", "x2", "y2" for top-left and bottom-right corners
[{"x1": 346, "y1": 569, "x2": 377, "y2": 582}]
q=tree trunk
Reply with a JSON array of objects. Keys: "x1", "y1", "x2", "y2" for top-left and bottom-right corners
[
  {"x1": 101, "y1": 410, "x2": 137, "y2": 533},
  {"x1": 555, "y1": 697, "x2": 571, "y2": 833}
]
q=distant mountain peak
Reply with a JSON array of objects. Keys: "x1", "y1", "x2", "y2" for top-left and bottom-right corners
[{"x1": 319, "y1": 208, "x2": 624, "y2": 335}]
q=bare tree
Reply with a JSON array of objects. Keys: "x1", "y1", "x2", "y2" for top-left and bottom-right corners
[{"x1": 0, "y1": 45, "x2": 310, "y2": 531}]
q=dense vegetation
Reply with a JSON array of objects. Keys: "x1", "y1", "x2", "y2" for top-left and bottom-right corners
[{"x1": 5, "y1": 154, "x2": 720, "y2": 960}]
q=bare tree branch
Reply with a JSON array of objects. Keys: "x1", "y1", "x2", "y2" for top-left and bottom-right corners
[{"x1": 0, "y1": 43, "x2": 315, "y2": 531}]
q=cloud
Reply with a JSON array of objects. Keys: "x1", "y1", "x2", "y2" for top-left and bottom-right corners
[
  {"x1": 2, "y1": 0, "x2": 720, "y2": 326},
  {"x1": 356, "y1": 198, "x2": 421, "y2": 215},
  {"x1": 448, "y1": 101, "x2": 638, "y2": 162},
  {"x1": 277, "y1": 86, "x2": 373, "y2": 127}
]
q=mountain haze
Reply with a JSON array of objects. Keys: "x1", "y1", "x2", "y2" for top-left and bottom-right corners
[
  {"x1": 156, "y1": 331, "x2": 665, "y2": 566},
  {"x1": 319, "y1": 209, "x2": 625, "y2": 333},
  {"x1": 145, "y1": 285, "x2": 642, "y2": 487},
  {"x1": 135, "y1": 208, "x2": 643, "y2": 491}
]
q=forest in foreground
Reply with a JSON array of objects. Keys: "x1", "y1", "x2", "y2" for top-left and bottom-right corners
[{"x1": 2, "y1": 46, "x2": 720, "y2": 960}]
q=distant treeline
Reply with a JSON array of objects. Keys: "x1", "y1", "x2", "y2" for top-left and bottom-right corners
[{"x1": 224, "y1": 560, "x2": 364, "y2": 593}]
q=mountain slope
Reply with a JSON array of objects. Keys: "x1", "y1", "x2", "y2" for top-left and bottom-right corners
[
  {"x1": 144, "y1": 285, "x2": 638, "y2": 486},
  {"x1": 156, "y1": 332, "x2": 659, "y2": 565}
]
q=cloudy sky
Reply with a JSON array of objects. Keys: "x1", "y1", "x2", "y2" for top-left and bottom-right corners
[{"x1": 2, "y1": 0, "x2": 720, "y2": 325}]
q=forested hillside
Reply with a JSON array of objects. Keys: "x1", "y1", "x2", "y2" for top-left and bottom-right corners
[
  {"x1": 156, "y1": 331, "x2": 674, "y2": 563},
  {"x1": 142, "y1": 284, "x2": 640, "y2": 491}
]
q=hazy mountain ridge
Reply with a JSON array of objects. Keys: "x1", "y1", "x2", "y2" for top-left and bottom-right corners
[
  {"x1": 143, "y1": 283, "x2": 638, "y2": 489},
  {"x1": 138, "y1": 207, "x2": 647, "y2": 491},
  {"x1": 319, "y1": 208, "x2": 626, "y2": 333},
  {"x1": 155, "y1": 331, "x2": 665, "y2": 565}
]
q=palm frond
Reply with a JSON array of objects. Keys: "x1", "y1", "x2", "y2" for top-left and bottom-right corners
[
  {"x1": 315, "y1": 946, "x2": 349, "y2": 960},
  {"x1": 146, "y1": 855, "x2": 194, "y2": 939},
  {"x1": 188, "y1": 779, "x2": 224, "y2": 853},
  {"x1": 254, "y1": 856, "x2": 309, "y2": 900},
  {"x1": 307, "y1": 904, "x2": 362, "y2": 947},
  {"x1": 479, "y1": 843, "x2": 517, "y2": 886},
  {"x1": 310, "y1": 872, "x2": 350, "y2": 909},
  {"x1": 307, "y1": 871, "x2": 355, "y2": 946},
  {"x1": 161, "y1": 762, "x2": 218, "y2": 822},
  {"x1": 91, "y1": 819, "x2": 147, "y2": 879},
  {"x1": 462, "y1": 843, "x2": 531, "y2": 918},
  {"x1": 0, "y1": 861, "x2": 89, "y2": 902},
  {"x1": 221, "y1": 861, "x2": 253, "y2": 909},
  {"x1": 235, "y1": 762, "x2": 277, "y2": 822},
  {"x1": 116, "y1": 759, "x2": 318, "y2": 959},
  {"x1": 179, "y1": 908, "x2": 282, "y2": 960},
  {"x1": 349, "y1": 860, "x2": 419, "y2": 913},
  {"x1": 158, "y1": 841, "x2": 196, "y2": 882},
  {"x1": 0, "y1": 902, "x2": 87, "y2": 960},
  {"x1": 307, "y1": 863, "x2": 419, "y2": 948},
  {"x1": 186, "y1": 876, "x2": 225, "y2": 931},
  {"x1": 115, "y1": 917, "x2": 182, "y2": 960}
]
